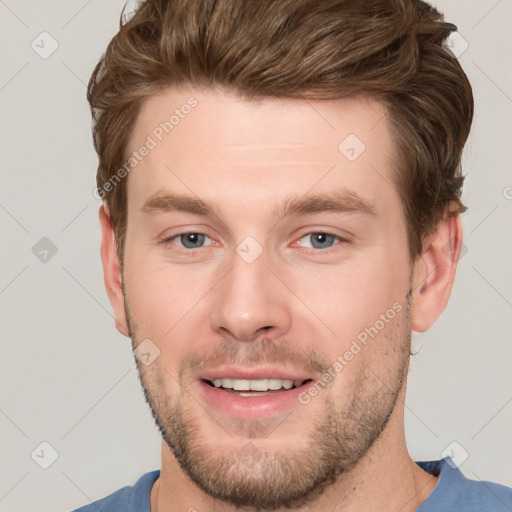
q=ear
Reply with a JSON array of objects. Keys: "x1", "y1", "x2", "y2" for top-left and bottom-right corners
[
  {"x1": 99, "y1": 204, "x2": 130, "y2": 337},
  {"x1": 411, "y1": 204, "x2": 463, "y2": 333}
]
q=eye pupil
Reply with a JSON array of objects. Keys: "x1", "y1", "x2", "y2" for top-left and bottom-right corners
[
  {"x1": 310, "y1": 233, "x2": 335, "y2": 249},
  {"x1": 181, "y1": 233, "x2": 205, "y2": 249}
]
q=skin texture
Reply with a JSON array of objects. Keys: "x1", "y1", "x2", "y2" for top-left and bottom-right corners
[{"x1": 99, "y1": 86, "x2": 463, "y2": 511}]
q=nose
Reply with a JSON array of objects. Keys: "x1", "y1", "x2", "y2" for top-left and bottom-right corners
[{"x1": 209, "y1": 248, "x2": 292, "y2": 343}]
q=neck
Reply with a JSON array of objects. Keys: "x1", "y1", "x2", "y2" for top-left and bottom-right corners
[{"x1": 151, "y1": 385, "x2": 437, "y2": 512}]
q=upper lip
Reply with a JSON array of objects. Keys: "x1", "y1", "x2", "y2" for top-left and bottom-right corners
[{"x1": 197, "y1": 366, "x2": 314, "y2": 383}]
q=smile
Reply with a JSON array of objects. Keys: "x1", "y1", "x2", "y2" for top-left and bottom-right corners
[
  {"x1": 205, "y1": 378, "x2": 309, "y2": 393},
  {"x1": 198, "y1": 378, "x2": 314, "y2": 417}
]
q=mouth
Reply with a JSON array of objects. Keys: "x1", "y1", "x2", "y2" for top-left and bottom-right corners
[
  {"x1": 201, "y1": 378, "x2": 313, "y2": 397},
  {"x1": 196, "y1": 366, "x2": 316, "y2": 417}
]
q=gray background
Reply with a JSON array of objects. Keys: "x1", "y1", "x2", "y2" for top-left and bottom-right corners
[{"x1": 1, "y1": 1, "x2": 511, "y2": 511}]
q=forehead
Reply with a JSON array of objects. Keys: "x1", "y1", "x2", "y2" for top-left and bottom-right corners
[{"x1": 126, "y1": 86, "x2": 399, "y2": 217}]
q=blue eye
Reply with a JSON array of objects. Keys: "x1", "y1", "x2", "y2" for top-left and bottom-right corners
[
  {"x1": 180, "y1": 233, "x2": 206, "y2": 249},
  {"x1": 299, "y1": 232, "x2": 340, "y2": 250}
]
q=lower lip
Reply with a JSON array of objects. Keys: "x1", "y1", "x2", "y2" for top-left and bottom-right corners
[{"x1": 197, "y1": 380, "x2": 310, "y2": 418}]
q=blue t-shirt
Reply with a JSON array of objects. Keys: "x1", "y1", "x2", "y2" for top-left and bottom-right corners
[{"x1": 71, "y1": 458, "x2": 512, "y2": 511}]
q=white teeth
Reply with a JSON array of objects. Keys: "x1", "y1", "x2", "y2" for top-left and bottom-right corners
[
  {"x1": 267, "y1": 379, "x2": 283, "y2": 390},
  {"x1": 250, "y1": 379, "x2": 270, "y2": 391},
  {"x1": 211, "y1": 378, "x2": 303, "y2": 391},
  {"x1": 232, "y1": 379, "x2": 250, "y2": 391}
]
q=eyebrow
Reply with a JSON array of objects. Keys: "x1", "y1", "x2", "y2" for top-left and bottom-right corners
[
  {"x1": 140, "y1": 190, "x2": 377, "y2": 219},
  {"x1": 273, "y1": 191, "x2": 377, "y2": 219},
  {"x1": 141, "y1": 193, "x2": 214, "y2": 216}
]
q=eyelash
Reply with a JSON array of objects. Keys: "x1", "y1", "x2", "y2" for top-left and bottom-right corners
[
  {"x1": 161, "y1": 232, "x2": 216, "y2": 252},
  {"x1": 294, "y1": 232, "x2": 348, "y2": 253},
  {"x1": 160, "y1": 231, "x2": 348, "y2": 254}
]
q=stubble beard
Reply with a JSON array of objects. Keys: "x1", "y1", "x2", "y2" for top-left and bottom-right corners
[{"x1": 125, "y1": 291, "x2": 412, "y2": 510}]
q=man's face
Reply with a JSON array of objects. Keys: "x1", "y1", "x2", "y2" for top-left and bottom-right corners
[{"x1": 118, "y1": 87, "x2": 415, "y2": 508}]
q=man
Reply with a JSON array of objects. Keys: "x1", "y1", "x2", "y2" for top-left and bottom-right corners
[{"x1": 74, "y1": 0, "x2": 512, "y2": 510}]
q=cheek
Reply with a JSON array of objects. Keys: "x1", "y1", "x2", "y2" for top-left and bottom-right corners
[
  {"x1": 123, "y1": 248, "x2": 218, "y2": 344},
  {"x1": 124, "y1": 265, "x2": 207, "y2": 391},
  {"x1": 290, "y1": 250, "x2": 409, "y2": 342}
]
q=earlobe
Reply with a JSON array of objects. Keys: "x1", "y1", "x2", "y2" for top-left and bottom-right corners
[
  {"x1": 411, "y1": 206, "x2": 463, "y2": 333},
  {"x1": 99, "y1": 205, "x2": 130, "y2": 337}
]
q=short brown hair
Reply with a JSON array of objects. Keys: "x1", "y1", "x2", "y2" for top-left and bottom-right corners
[{"x1": 88, "y1": 0, "x2": 473, "y2": 262}]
